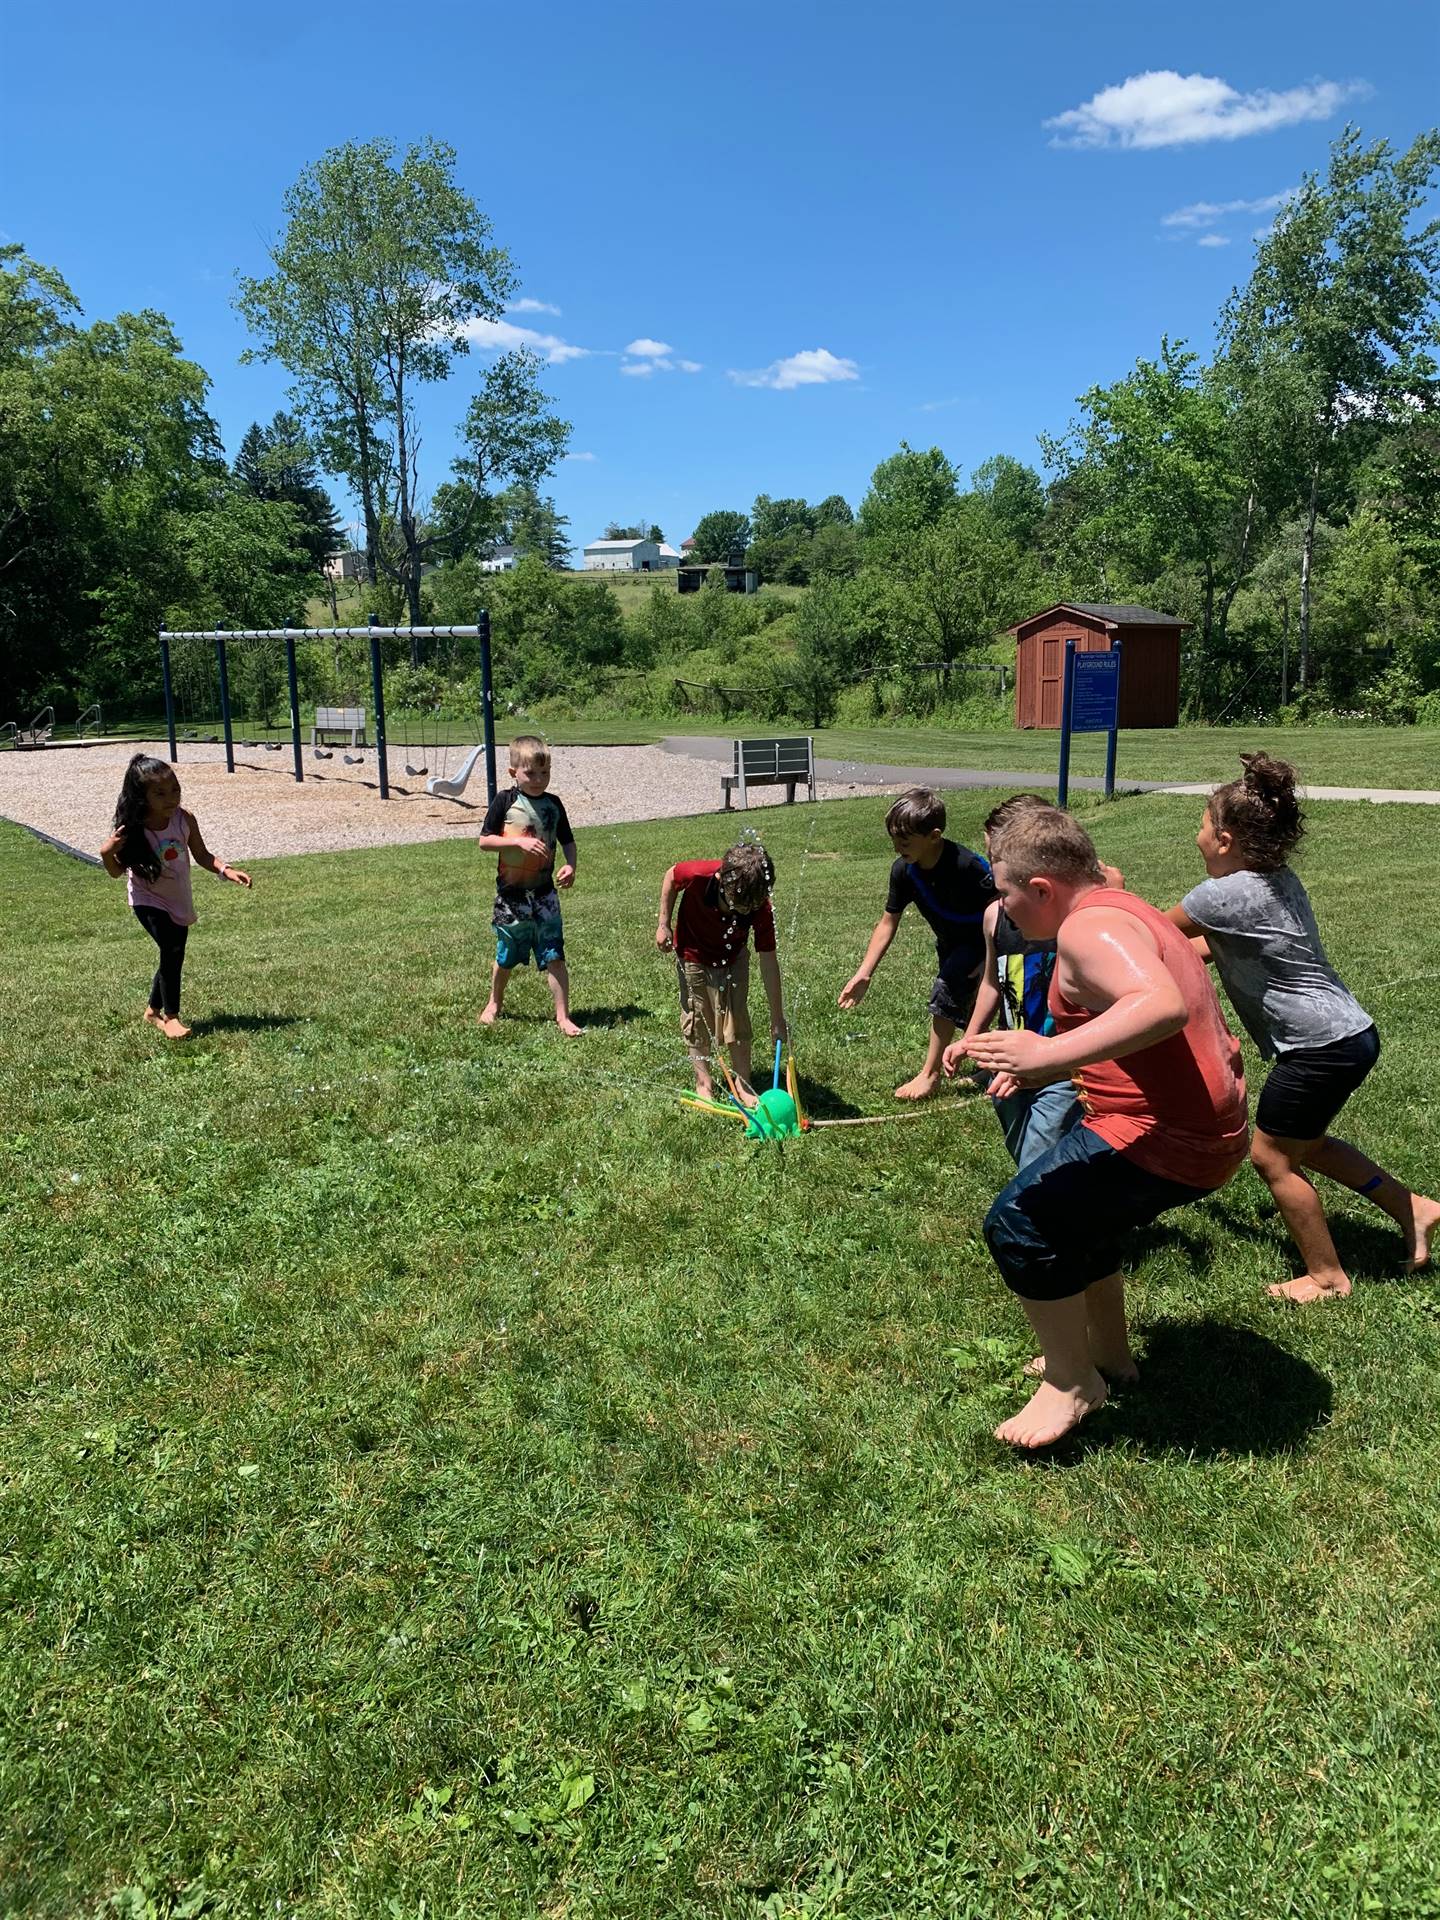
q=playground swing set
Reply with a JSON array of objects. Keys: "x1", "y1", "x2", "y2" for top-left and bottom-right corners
[{"x1": 155, "y1": 614, "x2": 502, "y2": 807}]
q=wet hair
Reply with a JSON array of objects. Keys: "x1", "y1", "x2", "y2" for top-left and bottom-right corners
[
  {"x1": 983, "y1": 792, "x2": 1050, "y2": 837},
  {"x1": 110, "y1": 753, "x2": 174, "y2": 882},
  {"x1": 885, "y1": 788, "x2": 946, "y2": 838},
  {"x1": 509, "y1": 734, "x2": 550, "y2": 771},
  {"x1": 989, "y1": 805, "x2": 1104, "y2": 888},
  {"x1": 1209, "y1": 752, "x2": 1304, "y2": 871},
  {"x1": 719, "y1": 840, "x2": 775, "y2": 913}
]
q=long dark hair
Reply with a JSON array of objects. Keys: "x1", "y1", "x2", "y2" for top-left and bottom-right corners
[
  {"x1": 1210, "y1": 752, "x2": 1304, "y2": 871},
  {"x1": 111, "y1": 753, "x2": 173, "y2": 882}
]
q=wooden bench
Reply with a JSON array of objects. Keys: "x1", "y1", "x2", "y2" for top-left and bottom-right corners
[
  {"x1": 311, "y1": 705, "x2": 367, "y2": 748},
  {"x1": 721, "y1": 735, "x2": 816, "y2": 809}
]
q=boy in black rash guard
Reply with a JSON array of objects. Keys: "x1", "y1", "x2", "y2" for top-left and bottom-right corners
[{"x1": 839, "y1": 788, "x2": 996, "y2": 1100}]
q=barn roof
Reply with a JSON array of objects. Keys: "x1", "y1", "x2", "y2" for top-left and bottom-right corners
[
  {"x1": 585, "y1": 537, "x2": 651, "y2": 550},
  {"x1": 1008, "y1": 601, "x2": 1190, "y2": 634}
]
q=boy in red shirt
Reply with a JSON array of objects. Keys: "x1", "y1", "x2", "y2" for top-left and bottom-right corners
[
  {"x1": 966, "y1": 807, "x2": 1248, "y2": 1450},
  {"x1": 656, "y1": 841, "x2": 787, "y2": 1104}
]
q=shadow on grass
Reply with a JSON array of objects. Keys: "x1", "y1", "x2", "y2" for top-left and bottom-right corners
[
  {"x1": 1082, "y1": 1318, "x2": 1334, "y2": 1460},
  {"x1": 795, "y1": 1072, "x2": 865, "y2": 1121},
  {"x1": 192, "y1": 1011, "x2": 305, "y2": 1035},
  {"x1": 576, "y1": 1003, "x2": 653, "y2": 1029}
]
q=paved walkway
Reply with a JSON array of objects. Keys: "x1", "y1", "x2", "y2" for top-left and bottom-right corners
[{"x1": 659, "y1": 737, "x2": 1440, "y2": 806}]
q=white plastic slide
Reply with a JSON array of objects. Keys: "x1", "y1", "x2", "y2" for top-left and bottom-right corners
[{"x1": 426, "y1": 744, "x2": 487, "y2": 800}]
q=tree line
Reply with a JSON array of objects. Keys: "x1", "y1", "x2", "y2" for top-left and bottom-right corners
[{"x1": 3, "y1": 126, "x2": 1437, "y2": 728}]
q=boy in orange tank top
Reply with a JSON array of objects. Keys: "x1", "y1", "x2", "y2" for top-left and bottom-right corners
[{"x1": 966, "y1": 807, "x2": 1247, "y2": 1450}]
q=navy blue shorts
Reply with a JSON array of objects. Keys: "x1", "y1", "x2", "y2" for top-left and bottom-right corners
[
  {"x1": 1255, "y1": 1024, "x2": 1379, "y2": 1142},
  {"x1": 984, "y1": 1122, "x2": 1212, "y2": 1302}
]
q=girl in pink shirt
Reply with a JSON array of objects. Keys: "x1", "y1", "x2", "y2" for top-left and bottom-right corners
[{"x1": 99, "y1": 754, "x2": 252, "y2": 1038}]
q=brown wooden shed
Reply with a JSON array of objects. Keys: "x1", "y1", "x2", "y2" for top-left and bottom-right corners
[{"x1": 1009, "y1": 603, "x2": 1190, "y2": 729}]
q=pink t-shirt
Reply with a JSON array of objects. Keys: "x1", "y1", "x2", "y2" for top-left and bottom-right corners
[{"x1": 126, "y1": 808, "x2": 197, "y2": 925}]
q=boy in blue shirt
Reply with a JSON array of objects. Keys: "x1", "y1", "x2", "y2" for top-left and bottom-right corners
[{"x1": 839, "y1": 788, "x2": 995, "y2": 1100}]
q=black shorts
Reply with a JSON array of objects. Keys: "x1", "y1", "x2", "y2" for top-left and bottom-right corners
[
  {"x1": 929, "y1": 950, "x2": 982, "y2": 1025},
  {"x1": 1255, "y1": 1024, "x2": 1379, "y2": 1142}
]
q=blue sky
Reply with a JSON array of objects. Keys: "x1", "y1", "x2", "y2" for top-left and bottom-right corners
[{"x1": 5, "y1": 0, "x2": 1435, "y2": 556}]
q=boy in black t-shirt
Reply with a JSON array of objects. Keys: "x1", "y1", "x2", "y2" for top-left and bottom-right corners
[{"x1": 839, "y1": 788, "x2": 996, "y2": 1100}]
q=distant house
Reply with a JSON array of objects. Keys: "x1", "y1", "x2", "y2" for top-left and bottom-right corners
[
  {"x1": 583, "y1": 537, "x2": 662, "y2": 572},
  {"x1": 480, "y1": 545, "x2": 519, "y2": 574},
  {"x1": 323, "y1": 549, "x2": 368, "y2": 583},
  {"x1": 677, "y1": 549, "x2": 758, "y2": 596},
  {"x1": 680, "y1": 537, "x2": 697, "y2": 553},
  {"x1": 1009, "y1": 602, "x2": 1189, "y2": 729}
]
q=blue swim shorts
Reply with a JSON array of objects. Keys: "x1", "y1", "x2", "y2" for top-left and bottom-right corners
[
  {"x1": 984, "y1": 1121, "x2": 1210, "y2": 1302},
  {"x1": 493, "y1": 886, "x2": 565, "y2": 970}
]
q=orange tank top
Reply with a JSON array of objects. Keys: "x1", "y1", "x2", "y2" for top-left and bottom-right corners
[{"x1": 1049, "y1": 889, "x2": 1248, "y2": 1190}]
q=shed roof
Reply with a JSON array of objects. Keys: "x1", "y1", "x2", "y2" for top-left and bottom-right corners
[{"x1": 1008, "y1": 601, "x2": 1189, "y2": 634}]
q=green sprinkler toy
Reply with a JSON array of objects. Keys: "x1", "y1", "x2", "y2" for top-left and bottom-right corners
[{"x1": 681, "y1": 1038, "x2": 808, "y2": 1140}]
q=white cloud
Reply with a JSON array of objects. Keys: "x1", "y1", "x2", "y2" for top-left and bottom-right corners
[
  {"x1": 728, "y1": 348, "x2": 860, "y2": 392},
  {"x1": 507, "y1": 297, "x2": 562, "y2": 316},
  {"x1": 918, "y1": 395, "x2": 965, "y2": 413},
  {"x1": 462, "y1": 315, "x2": 590, "y2": 363},
  {"x1": 563, "y1": 450, "x2": 598, "y2": 462},
  {"x1": 1162, "y1": 189, "x2": 1295, "y2": 229},
  {"x1": 1197, "y1": 233, "x2": 1232, "y2": 247},
  {"x1": 618, "y1": 340, "x2": 703, "y2": 377},
  {"x1": 1046, "y1": 71, "x2": 1366, "y2": 149}
]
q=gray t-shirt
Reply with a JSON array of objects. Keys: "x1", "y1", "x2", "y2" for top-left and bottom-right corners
[{"x1": 1180, "y1": 866, "x2": 1371, "y2": 1058}]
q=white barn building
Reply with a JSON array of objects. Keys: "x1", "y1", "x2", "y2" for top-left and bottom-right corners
[{"x1": 583, "y1": 537, "x2": 662, "y2": 572}]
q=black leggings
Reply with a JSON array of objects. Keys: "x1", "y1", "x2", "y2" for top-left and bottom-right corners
[{"x1": 133, "y1": 906, "x2": 189, "y2": 1017}]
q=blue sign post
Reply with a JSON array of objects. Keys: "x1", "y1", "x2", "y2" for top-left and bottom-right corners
[{"x1": 1056, "y1": 640, "x2": 1123, "y2": 808}]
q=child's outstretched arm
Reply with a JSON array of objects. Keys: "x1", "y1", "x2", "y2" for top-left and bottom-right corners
[
  {"x1": 757, "y1": 948, "x2": 787, "y2": 1042},
  {"x1": 655, "y1": 866, "x2": 680, "y2": 950},
  {"x1": 185, "y1": 813, "x2": 252, "y2": 888},
  {"x1": 968, "y1": 909, "x2": 1186, "y2": 1087},
  {"x1": 838, "y1": 910, "x2": 902, "y2": 1009},
  {"x1": 99, "y1": 830, "x2": 126, "y2": 879},
  {"x1": 555, "y1": 838, "x2": 577, "y2": 889},
  {"x1": 1164, "y1": 901, "x2": 1211, "y2": 962},
  {"x1": 943, "y1": 900, "x2": 1001, "y2": 1077}
]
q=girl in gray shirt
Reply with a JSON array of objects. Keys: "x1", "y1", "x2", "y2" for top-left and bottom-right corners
[{"x1": 1168, "y1": 752, "x2": 1437, "y2": 1304}]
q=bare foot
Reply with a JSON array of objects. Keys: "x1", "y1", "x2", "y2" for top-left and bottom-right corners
[
  {"x1": 158, "y1": 1016, "x2": 192, "y2": 1040},
  {"x1": 1268, "y1": 1273, "x2": 1352, "y2": 1304},
  {"x1": 142, "y1": 1007, "x2": 163, "y2": 1028},
  {"x1": 695, "y1": 1078, "x2": 717, "y2": 1103},
  {"x1": 555, "y1": 1016, "x2": 583, "y2": 1037},
  {"x1": 1406, "y1": 1196, "x2": 1440, "y2": 1271},
  {"x1": 478, "y1": 1003, "x2": 501, "y2": 1027},
  {"x1": 894, "y1": 1071, "x2": 940, "y2": 1102},
  {"x1": 995, "y1": 1374, "x2": 1107, "y2": 1450},
  {"x1": 1024, "y1": 1353, "x2": 1139, "y2": 1385}
]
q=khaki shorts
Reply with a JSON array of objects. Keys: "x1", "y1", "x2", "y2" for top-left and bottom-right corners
[{"x1": 677, "y1": 952, "x2": 752, "y2": 1054}]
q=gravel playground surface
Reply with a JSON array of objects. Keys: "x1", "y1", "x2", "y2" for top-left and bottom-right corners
[{"x1": 0, "y1": 740, "x2": 895, "y2": 862}]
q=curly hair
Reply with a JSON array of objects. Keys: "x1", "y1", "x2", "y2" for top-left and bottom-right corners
[
  {"x1": 1209, "y1": 752, "x2": 1304, "y2": 871},
  {"x1": 110, "y1": 753, "x2": 173, "y2": 883},
  {"x1": 719, "y1": 840, "x2": 775, "y2": 913}
]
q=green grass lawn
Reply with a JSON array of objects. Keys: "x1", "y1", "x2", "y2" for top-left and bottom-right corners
[{"x1": 4, "y1": 795, "x2": 1440, "y2": 1917}]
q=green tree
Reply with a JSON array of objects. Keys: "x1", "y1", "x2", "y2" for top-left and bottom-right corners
[
  {"x1": 233, "y1": 410, "x2": 342, "y2": 572},
  {"x1": 689, "y1": 509, "x2": 751, "y2": 562},
  {"x1": 237, "y1": 138, "x2": 568, "y2": 626},
  {"x1": 857, "y1": 444, "x2": 958, "y2": 564},
  {"x1": 1220, "y1": 126, "x2": 1440, "y2": 688},
  {"x1": 970, "y1": 455, "x2": 1046, "y2": 548}
]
